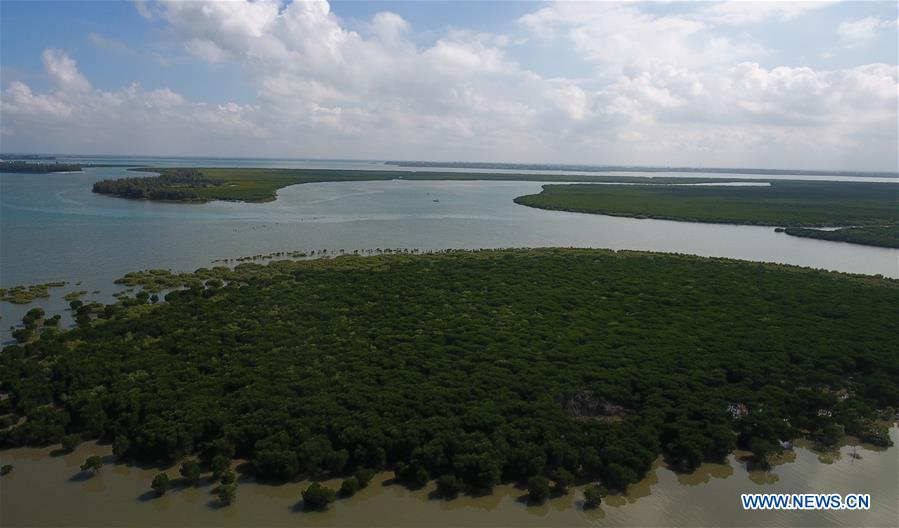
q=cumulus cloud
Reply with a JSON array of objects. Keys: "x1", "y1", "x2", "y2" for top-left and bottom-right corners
[
  {"x1": 1, "y1": 0, "x2": 896, "y2": 170},
  {"x1": 519, "y1": 2, "x2": 766, "y2": 74},
  {"x1": 41, "y1": 48, "x2": 91, "y2": 93}
]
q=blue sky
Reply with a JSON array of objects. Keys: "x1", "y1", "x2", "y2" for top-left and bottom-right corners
[{"x1": 1, "y1": 1, "x2": 897, "y2": 170}]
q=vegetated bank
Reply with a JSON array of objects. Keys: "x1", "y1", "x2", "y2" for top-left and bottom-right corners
[
  {"x1": 782, "y1": 226, "x2": 899, "y2": 249},
  {"x1": 514, "y1": 182, "x2": 899, "y2": 248},
  {"x1": 1, "y1": 249, "x2": 895, "y2": 505},
  {"x1": 0, "y1": 161, "x2": 82, "y2": 173},
  {"x1": 91, "y1": 167, "x2": 745, "y2": 203}
]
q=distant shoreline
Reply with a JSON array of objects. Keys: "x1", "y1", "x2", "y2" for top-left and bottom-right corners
[{"x1": 386, "y1": 161, "x2": 899, "y2": 178}]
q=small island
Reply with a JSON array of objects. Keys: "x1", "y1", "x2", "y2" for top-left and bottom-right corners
[
  {"x1": 1, "y1": 249, "x2": 895, "y2": 507},
  {"x1": 92, "y1": 168, "x2": 225, "y2": 201}
]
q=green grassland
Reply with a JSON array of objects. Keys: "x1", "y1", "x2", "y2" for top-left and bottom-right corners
[
  {"x1": 514, "y1": 182, "x2": 899, "y2": 247},
  {"x1": 1, "y1": 249, "x2": 896, "y2": 501}
]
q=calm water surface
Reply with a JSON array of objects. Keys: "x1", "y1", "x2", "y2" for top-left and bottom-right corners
[
  {"x1": 2, "y1": 167, "x2": 897, "y2": 336},
  {"x1": 1, "y1": 428, "x2": 896, "y2": 527},
  {"x1": 2, "y1": 167, "x2": 897, "y2": 289}
]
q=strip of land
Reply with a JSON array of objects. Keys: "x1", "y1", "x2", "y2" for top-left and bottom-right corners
[
  {"x1": 514, "y1": 182, "x2": 899, "y2": 247},
  {"x1": 387, "y1": 160, "x2": 899, "y2": 179},
  {"x1": 1, "y1": 249, "x2": 896, "y2": 504},
  {"x1": 0, "y1": 161, "x2": 82, "y2": 173},
  {"x1": 783, "y1": 226, "x2": 899, "y2": 249},
  {"x1": 92, "y1": 167, "x2": 744, "y2": 203}
]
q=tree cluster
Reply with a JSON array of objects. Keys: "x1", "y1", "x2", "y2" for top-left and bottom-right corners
[
  {"x1": 0, "y1": 249, "x2": 895, "y2": 501},
  {"x1": 91, "y1": 169, "x2": 224, "y2": 201}
]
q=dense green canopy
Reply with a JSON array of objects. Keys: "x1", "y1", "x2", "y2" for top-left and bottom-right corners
[
  {"x1": 0, "y1": 249, "x2": 895, "y2": 496},
  {"x1": 0, "y1": 161, "x2": 82, "y2": 173}
]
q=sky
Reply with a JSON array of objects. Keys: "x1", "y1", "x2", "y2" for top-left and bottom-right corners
[{"x1": 0, "y1": 1, "x2": 897, "y2": 171}]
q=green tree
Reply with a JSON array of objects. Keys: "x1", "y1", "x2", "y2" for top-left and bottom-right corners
[
  {"x1": 113, "y1": 434, "x2": 130, "y2": 458},
  {"x1": 748, "y1": 437, "x2": 774, "y2": 470},
  {"x1": 552, "y1": 468, "x2": 574, "y2": 495},
  {"x1": 1, "y1": 464, "x2": 12, "y2": 476},
  {"x1": 151, "y1": 473, "x2": 171, "y2": 496},
  {"x1": 583, "y1": 483, "x2": 603, "y2": 508},
  {"x1": 80, "y1": 455, "x2": 103, "y2": 473},
  {"x1": 302, "y1": 482, "x2": 336, "y2": 510},
  {"x1": 355, "y1": 467, "x2": 375, "y2": 488},
  {"x1": 339, "y1": 476, "x2": 360, "y2": 497},
  {"x1": 436, "y1": 474, "x2": 463, "y2": 498},
  {"x1": 61, "y1": 434, "x2": 80, "y2": 453},
  {"x1": 527, "y1": 476, "x2": 551, "y2": 504},
  {"x1": 220, "y1": 469, "x2": 237, "y2": 485},
  {"x1": 211, "y1": 455, "x2": 230, "y2": 478},
  {"x1": 218, "y1": 483, "x2": 238, "y2": 506},
  {"x1": 180, "y1": 459, "x2": 202, "y2": 485}
]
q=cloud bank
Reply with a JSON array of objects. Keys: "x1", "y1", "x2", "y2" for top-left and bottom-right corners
[{"x1": 1, "y1": 0, "x2": 896, "y2": 171}]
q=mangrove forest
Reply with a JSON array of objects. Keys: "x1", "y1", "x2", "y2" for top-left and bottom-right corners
[{"x1": 1, "y1": 249, "x2": 895, "y2": 502}]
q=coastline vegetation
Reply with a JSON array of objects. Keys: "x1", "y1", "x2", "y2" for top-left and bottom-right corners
[
  {"x1": 514, "y1": 182, "x2": 898, "y2": 247},
  {"x1": 387, "y1": 161, "x2": 899, "y2": 179},
  {"x1": 92, "y1": 168, "x2": 224, "y2": 201},
  {"x1": 0, "y1": 282, "x2": 66, "y2": 304},
  {"x1": 783, "y1": 225, "x2": 899, "y2": 249},
  {"x1": 0, "y1": 249, "x2": 895, "y2": 505},
  {"x1": 0, "y1": 161, "x2": 82, "y2": 173},
  {"x1": 92, "y1": 167, "x2": 745, "y2": 204}
]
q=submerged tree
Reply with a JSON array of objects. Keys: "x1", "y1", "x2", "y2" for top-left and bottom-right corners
[
  {"x1": 80, "y1": 456, "x2": 103, "y2": 474},
  {"x1": 302, "y1": 482, "x2": 337, "y2": 510},
  {"x1": 151, "y1": 473, "x2": 171, "y2": 496},
  {"x1": 583, "y1": 484, "x2": 603, "y2": 509},
  {"x1": 527, "y1": 476, "x2": 550, "y2": 504}
]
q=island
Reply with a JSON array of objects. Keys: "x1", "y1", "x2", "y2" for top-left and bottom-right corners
[
  {"x1": 92, "y1": 167, "x2": 746, "y2": 203},
  {"x1": 1, "y1": 249, "x2": 895, "y2": 508},
  {"x1": 0, "y1": 161, "x2": 82, "y2": 173},
  {"x1": 514, "y1": 182, "x2": 899, "y2": 248}
]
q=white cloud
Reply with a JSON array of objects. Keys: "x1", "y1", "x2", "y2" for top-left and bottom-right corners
[
  {"x1": 519, "y1": 3, "x2": 765, "y2": 75},
  {"x1": 837, "y1": 16, "x2": 895, "y2": 48},
  {"x1": 1, "y1": 0, "x2": 897, "y2": 171},
  {"x1": 699, "y1": 1, "x2": 834, "y2": 25},
  {"x1": 41, "y1": 49, "x2": 91, "y2": 93}
]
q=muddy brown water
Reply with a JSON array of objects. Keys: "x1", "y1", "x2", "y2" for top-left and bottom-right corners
[{"x1": 1, "y1": 428, "x2": 896, "y2": 527}]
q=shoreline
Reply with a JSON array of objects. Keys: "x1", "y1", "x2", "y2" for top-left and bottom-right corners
[{"x1": 3, "y1": 426, "x2": 897, "y2": 526}]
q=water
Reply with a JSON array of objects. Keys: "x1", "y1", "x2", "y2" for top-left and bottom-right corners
[
  {"x1": 2, "y1": 166, "x2": 897, "y2": 336},
  {"x1": 2, "y1": 167, "x2": 897, "y2": 289},
  {"x1": 1, "y1": 429, "x2": 896, "y2": 527}
]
